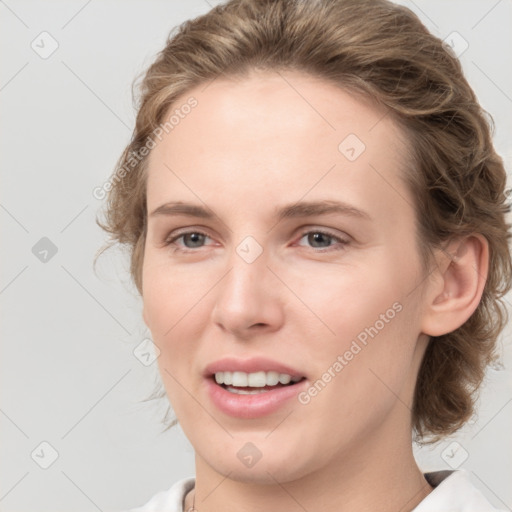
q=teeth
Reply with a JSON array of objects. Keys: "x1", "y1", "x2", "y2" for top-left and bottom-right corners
[
  {"x1": 279, "y1": 373, "x2": 291, "y2": 385},
  {"x1": 266, "y1": 371, "x2": 279, "y2": 386},
  {"x1": 248, "y1": 371, "x2": 266, "y2": 387},
  {"x1": 214, "y1": 371, "x2": 302, "y2": 387}
]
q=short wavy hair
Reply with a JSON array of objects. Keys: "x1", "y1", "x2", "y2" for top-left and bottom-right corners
[{"x1": 97, "y1": 0, "x2": 511, "y2": 442}]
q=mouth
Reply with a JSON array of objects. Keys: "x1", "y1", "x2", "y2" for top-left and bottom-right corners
[
  {"x1": 203, "y1": 357, "x2": 308, "y2": 418},
  {"x1": 212, "y1": 370, "x2": 306, "y2": 395},
  {"x1": 204, "y1": 364, "x2": 308, "y2": 418}
]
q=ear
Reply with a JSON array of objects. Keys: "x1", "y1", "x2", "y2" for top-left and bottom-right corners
[{"x1": 421, "y1": 234, "x2": 489, "y2": 337}]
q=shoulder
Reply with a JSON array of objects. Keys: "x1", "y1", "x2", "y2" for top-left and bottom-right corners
[
  {"x1": 124, "y1": 477, "x2": 195, "y2": 512},
  {"x1": 413, "y1": 470, "x2": 507, "y2": 511}
]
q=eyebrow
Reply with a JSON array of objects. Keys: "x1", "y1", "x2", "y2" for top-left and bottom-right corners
[{"x1": 149, "y1": 200, "x2": 371, "y2": 221}]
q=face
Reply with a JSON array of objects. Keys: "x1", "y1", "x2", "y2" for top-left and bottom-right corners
[{"x1": 142, "y1": 70, "x2": 431, "y2": 483}]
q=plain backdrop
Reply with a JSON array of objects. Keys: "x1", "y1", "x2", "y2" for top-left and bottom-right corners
[{"x1": 1, "y1": 1, "x2": 511, "y2": 511}]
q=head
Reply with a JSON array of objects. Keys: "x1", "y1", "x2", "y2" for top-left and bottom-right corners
[{"x1": 97, "y1": 0, "x2": 511, "y2": 482}]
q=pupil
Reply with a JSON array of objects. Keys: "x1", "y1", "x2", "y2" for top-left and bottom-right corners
[
  {"x1": 309, "y1": 232, "x2": 330, "y2": 247},
  {"x1": 185, "y1": 233, "x2": 204, "y2": 247}
]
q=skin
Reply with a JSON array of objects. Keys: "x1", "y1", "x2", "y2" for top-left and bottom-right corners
[{"x1": 142, "y1": 70, "x2": 488, "y2": 512}]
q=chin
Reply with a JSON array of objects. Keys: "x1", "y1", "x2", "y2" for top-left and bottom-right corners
[{"x1": 199, "y1": 442, "x2": 322, "y2": 485}]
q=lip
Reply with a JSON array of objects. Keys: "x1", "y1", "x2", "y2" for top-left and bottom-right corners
[
  {"x1": 203, "y1": 356, "x2": 308, "y2": 419},
  {"x1": 205, "y1": 376, "x2": 308, "y2": 419}
]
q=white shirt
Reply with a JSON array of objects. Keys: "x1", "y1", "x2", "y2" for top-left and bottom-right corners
[{"x1": 126, "y1": 470, "x2": 506, "y2": 512}]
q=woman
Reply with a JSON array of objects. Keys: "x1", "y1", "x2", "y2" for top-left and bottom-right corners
[{"x1": 98, "y1": 0, "x2": 511, "y2": 510}]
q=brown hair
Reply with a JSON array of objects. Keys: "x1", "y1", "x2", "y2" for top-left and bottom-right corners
[{"x1": 97, "y1": 0, "x2": 511, "y2": 442}]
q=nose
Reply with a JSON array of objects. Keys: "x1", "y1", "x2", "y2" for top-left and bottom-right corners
[{"x1": 210, "y1": 248, "x2": 285, "y2": 339}]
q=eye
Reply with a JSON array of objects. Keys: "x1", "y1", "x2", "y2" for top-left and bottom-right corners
[
  {"x1": 297, "y1": 230, "x2": 349, "y2": 251},
  {"x1": 165, "y1": 230, "x2": 212, "y2": 250},
  {"x1": 163, "y1": 228, "x2": 349, "y2": 252}
]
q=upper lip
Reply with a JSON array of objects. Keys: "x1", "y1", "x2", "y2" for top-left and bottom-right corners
[{"x1": 204, "y1": 357, "x2": 305, "y2": 378}]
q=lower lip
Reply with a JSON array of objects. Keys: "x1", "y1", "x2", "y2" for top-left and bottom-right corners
[{"x1": 205, "y1": 377, "x2": 308, "y2": 419}]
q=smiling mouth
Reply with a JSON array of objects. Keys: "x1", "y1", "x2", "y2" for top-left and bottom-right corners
[{"x1": 212, "y1": 370, "x2": 306, "y2": 394}]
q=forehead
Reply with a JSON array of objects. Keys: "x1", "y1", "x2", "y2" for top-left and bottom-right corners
[
  {"x1": 145, "y1": 69, "x2": 413, "y2": 223},
  {"x1": 151, "y1": 69, "x2": 401, "y2": 157}
]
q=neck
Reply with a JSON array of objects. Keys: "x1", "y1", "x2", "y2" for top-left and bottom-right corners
[{"x1": 186, "y1": 412, "x2": 432, "y2": 512}]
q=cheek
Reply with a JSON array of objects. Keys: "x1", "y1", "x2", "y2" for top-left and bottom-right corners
[
  {"x1": 142, "y1": 259, "x2": 210, "y2": 336},
  {"x1": 142, "y1": 260, "x2": 220, "y2": 377},
  {"x1": 142, "y1": 265, "x2": 201, "y2": 399},
  {"x1": 297, "y1": 312, "x2": 419, "y2": 455},
  {"x1": 312, "y1": 295, "x2": 421, "y2": 414},
  {"x1": 293, "y1": 255, "x2": 422, "y2": 406},
  {"x1": 286, "y1": 260, "x2": 406, "y2": 349}
]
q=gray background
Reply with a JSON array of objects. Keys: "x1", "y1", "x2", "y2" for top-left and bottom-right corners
[{"x1": 1, "y1": 1, "x2": 511, "y2": 511}]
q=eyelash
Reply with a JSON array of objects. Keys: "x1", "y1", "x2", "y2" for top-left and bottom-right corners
[{"x1": 164, "y1": 228, "x2": 349, "y2": 253}]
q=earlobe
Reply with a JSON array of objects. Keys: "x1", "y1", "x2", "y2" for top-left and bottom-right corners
[{"x1": 421, "y1": 235, "x2": 489, "y2": 337}]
